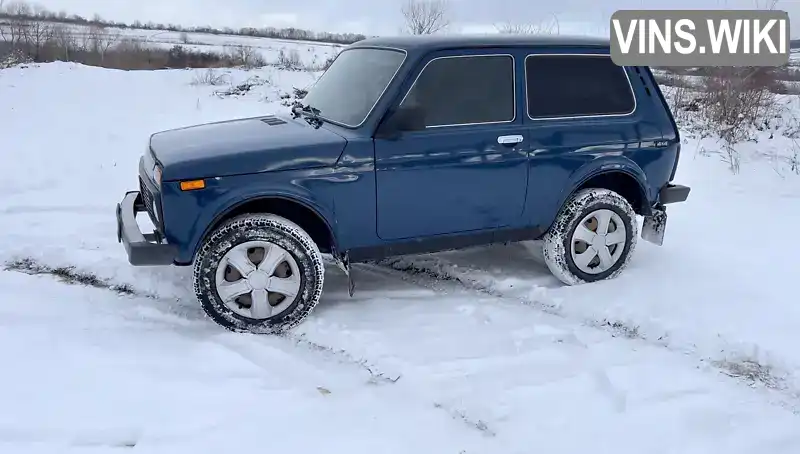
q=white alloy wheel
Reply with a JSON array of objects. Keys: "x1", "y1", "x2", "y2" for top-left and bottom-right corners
[
  {"x1": 542, "y1": 188, "x2": 638, "y2": 286},
  {"x1": 193, "y1": 213, "x2": 325, "y2": 333},
  {"x1": 215, "y1": 240, "x2": 302, "y2": 319},
  {"x1": 569, "y1": 209, "x2": 627, "y2": 275}
]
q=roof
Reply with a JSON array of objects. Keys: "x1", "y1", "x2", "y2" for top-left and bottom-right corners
[{"x1": 351, "y1": 34, "x2": 611, "y2": 52}]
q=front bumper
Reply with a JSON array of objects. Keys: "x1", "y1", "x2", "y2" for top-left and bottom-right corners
[{"x1": 116, "y1": 191, "x2": 177, "y2": 266}]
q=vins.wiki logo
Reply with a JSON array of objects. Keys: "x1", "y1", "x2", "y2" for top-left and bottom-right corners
[{"x1": 609, "y1": 10, "x2": 790, "y2": 67}]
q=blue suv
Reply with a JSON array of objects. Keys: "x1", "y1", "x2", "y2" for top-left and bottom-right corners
[{"x1": 116, "y1": 34, "x2": 690, "y2": 333}]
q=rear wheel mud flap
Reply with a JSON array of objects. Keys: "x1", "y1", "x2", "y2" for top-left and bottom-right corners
[
  {"x1": 334, "y1": 252, "x2": 355, "y2": 297},
  {"x1": 642, "y1": 206, "x2": 667, "y2": 246}
]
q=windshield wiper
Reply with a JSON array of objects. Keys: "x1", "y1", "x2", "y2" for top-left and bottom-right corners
[{"x1": 290, "y1": 100, "x2": 325, "y2": 129}]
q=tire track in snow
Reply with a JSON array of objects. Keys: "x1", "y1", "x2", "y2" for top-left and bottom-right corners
[
  {"x1": 372, "y1": 255, "x2": 800, "y2": 415},
  {"x1": 2, "y1": 257, "x2": 497, "y2": 442},
  {"x1": 2, "y1": 257, "x2": 398, "y2": 383},
  {"x1": 11, "y1": 252, "x2": 798, "y2": 442},
  {"x1": 8, "y1": 251, "x2": 798, "y2": 416},
  {"x1": 337, "y1": 261, "x2": 800, "y2": 439}
]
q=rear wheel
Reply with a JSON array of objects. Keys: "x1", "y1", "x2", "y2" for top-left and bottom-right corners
[
  {"x1": 192, "y1": 213, "x2": 325, "y2": 333},
  {"x1": 542, "y1": 188, "x2": 638, "y2": 286}
]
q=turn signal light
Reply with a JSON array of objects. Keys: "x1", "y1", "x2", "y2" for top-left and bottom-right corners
[{"x1": 180, "y1": 179, "x2": 205, "y2": 191}]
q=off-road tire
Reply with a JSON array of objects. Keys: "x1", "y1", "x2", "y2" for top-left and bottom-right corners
[
  {"x1": 192, "y1": 213, "x2": 325, "y2": 333},
  {"x1": 542, "y1": 188, "x2": 638, "y2": 286}
]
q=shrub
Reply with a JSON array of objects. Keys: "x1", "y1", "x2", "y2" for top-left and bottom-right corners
[
  {"x1": 0, "y1": 46, "x2": 30, "y2": 68},
  {"x1": 697, "y1": 67, "x2": 782, "y2": 173},
  {"x1": 321, "y1": 53, "x2": 337, "y2": 70},
  {"x1": 191, "y1": 68, "x2": 231, "y2": 86},
  {"x1": 276, "y1": 48, "x2": 302, "y2": 70},
  {"x1": 222, "y1": 44, "x2": 265, "y2": 69}
]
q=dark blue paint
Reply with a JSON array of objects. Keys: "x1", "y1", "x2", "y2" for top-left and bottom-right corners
[
  {"x1": 374, "y1": 123, "x2": 529, "y2": 239},
  {"x1": 131, "y1": 34, "x2": 685, "y2": 266},
  {"x1": 150, "y1": 115, "x2": 347, "y2": 180}
]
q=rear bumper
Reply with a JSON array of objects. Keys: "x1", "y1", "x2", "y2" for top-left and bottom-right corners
[
  {"x1": 116, "y1": 191, "x2": 177, "y2": 266},
  {"x1": 641, "y1": 184, "x2": 689, "y2": 246},
  {"x1": 659, "y1": 183, "x2": 690, "y2": 204}
]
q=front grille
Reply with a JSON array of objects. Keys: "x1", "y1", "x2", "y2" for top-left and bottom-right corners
[{"x1": 139, "y1": 177, "x2": 158, "y2": 225}]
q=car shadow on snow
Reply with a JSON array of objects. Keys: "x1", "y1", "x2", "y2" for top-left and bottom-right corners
[{"x1": 376, "y1": 241, "x2": 565, "y2": 293}]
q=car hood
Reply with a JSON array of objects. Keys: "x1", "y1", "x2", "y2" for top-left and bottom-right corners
[{"x1": 149, "y1": 114, "x2": 347, "y2": 181}]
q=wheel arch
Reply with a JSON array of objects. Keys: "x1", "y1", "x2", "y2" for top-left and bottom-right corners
[
  {"x1": 542, "y1": 165, "x2": 650, "y2": 235},
  {"x1": 194, "y1": 195, "x2": 337, "y2": 261},
  {"x1": 573, "y1": 169, "x2": 649, "y2": 215}
]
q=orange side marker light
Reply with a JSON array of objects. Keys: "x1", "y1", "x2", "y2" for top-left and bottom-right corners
[{"x1": 180, "y1": 179, "x2": 205, "y2": 191}]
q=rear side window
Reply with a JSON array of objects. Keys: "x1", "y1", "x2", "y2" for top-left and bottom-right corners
[
  {"x1": 525, "y1": 54, "x2": 635, "y2": 119},
  {"x1": 400, "y1": 54, "x2": 515, "y2": 127}
]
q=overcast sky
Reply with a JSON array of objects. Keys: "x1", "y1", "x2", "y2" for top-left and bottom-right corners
[{"x1": 24, "y1": 0, "x2": 800, "y2": 37}]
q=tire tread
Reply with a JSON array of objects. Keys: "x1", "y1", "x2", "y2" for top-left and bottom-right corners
[
  {"x1": 542, "y1": 188, "x2": 638, "y2": 286},
  {"x1": 192, "y1": 213, "x2": 325, "y2": 333}
]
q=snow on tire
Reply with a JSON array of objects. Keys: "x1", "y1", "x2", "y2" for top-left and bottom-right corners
[
  {"x1": 192, "y1": 213, "x2": 325, "y2": 333},
  {"x1": 542, "y1": 188, "x2": 638, "y2": 286}
]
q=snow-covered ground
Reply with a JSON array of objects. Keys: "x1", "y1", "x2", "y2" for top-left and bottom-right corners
[
  {"x1": 110, "y1": 27, "x2": 343, "y2": 68},
  {"x1": 1, "y1": 61, "x2": 800, "y2": 452},
  {"x1": 0, "y1": 22, "x2": 343, "y2": 67},
  {"x1": 103, "y1": 26, "x2": 344, "y2": 49}
]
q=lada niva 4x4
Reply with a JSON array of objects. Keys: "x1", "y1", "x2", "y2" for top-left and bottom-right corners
[{"x1": 116, "y1": 34, "x2": 690, "y2": 333}]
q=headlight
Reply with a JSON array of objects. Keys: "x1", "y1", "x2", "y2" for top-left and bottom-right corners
[{"x1": 153, "y1": 165, "x2": 162, "y2": 187}]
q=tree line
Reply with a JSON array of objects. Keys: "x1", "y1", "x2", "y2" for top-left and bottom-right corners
[{"x1": 0, "y1": 0, "x2": 368, "y2": 45}]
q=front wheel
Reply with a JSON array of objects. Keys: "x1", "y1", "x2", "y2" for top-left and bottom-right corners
[
  {"x1": 542, "y1": 188, "x2": 638, "y2": 286},
  {"x1": 192, "y1": 213, "x2": 325, "y2": 333}
]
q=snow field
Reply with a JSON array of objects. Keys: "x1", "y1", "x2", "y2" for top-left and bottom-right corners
[
  {"x1": 1, "y1": 61, "x2": 799, "y2": 452},
  {"x1": 0, "y1": 22, "x2": 343, "y2": 68}
]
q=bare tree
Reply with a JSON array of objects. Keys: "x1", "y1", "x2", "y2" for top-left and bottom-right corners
[
  {"x1": 5, "y1": 1, "x2": 31, "y2": 16},
  {"x1": 401, "y1": 0, "x2": 450, "y2": 35},
  {"x1": 22, "y1": 20, "x2": 52, "y2": 58},
  {"x1": 495, "y1": 14, "x2": 560, "y2": 34},
  {"x1": 50, "y1": 24, "x2": 76, "y2": 60},
  {"x1": 1, "y1": 12, "x2": 28, "y2": 49},
  {"x1": 87, "y1": 24, "x2": 120, "y2": 62}
]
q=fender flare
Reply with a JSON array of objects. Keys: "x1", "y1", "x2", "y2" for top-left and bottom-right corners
[
  {"x1": 190, "y1": 191, "x2": 337, "y2": 261},
  {"x1": 555, "y1": 160, "x2": 651, "y2": 220}
]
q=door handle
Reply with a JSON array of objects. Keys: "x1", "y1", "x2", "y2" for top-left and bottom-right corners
[{"x1": 497, "y1": 135, "x2": 523, "y2": 145}]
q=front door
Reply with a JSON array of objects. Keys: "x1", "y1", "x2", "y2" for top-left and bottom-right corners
[{"x1": 373, "y1": 50, "x2": 529, "y2": 240}]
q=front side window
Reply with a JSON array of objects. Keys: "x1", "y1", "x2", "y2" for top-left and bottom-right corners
[
  {"x1": 302, "y1": 47, "x2": 406, "y2": 127},
  {"x1": 400, "y1": 54, "x2": 515, "y2": 127},
  {"x1": 526, "y1": 54, "x2": 636, "y2": 119}
]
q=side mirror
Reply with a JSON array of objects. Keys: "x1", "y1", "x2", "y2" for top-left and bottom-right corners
[{"x1": 376, "y1": 104, "x2": 426, "y2": 139}]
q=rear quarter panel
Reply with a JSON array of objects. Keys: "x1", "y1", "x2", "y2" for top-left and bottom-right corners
[{"x1": 520, "y1": 52, "x2": 679, "y2": 230}]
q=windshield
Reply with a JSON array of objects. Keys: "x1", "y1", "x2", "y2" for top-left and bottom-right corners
[{"x1": 302, "y1": 47, "x2": 406, "y2": 128}]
